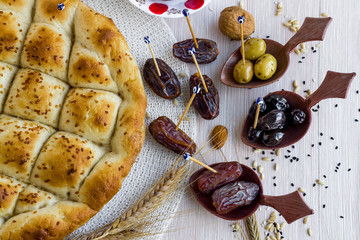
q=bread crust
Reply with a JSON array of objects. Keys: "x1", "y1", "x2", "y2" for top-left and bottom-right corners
[{"x1": 0, "y1": 0, "x2": 146, "y2": 238}]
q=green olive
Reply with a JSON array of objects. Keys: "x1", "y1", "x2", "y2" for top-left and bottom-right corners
[
  {"x1": 254, "y1": 54, "x2": 277, "y2": 80},
  {"x1": 233, "y1": 59, "x2": 254, "y2": 84},
  {"x1": 244, "y1": 38, "x2": 266, "y2": 60}
]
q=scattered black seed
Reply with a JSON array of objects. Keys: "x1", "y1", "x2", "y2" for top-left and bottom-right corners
[
  {"x1": 298, "y1": 61, "x2": 302, "y2": 63},
  {"x1": 336, "y1": 167, "x2": 339, "y2": 169},
  {"x1": 266, "y1": 36, "x2": 270, "y2": 38},
  {"x1": 323, "y1": 204, "x2": 326, "y2": 208},
  {"x1": 311, "y1": 47, "x2": 314, "y2": 50},
  {"x1": 267, "y1": 233, "x2": 270, "y2": 236},
  {"x1": 233, "y1": 230, "x2": 236, "y2": 232},
  {"x1": 320, "y1": 132, "x2": 323, "y2": 136},
  {"x1": 340, "y1": 216, "x2": 344, "y2": 219},
  {"x1": 303, "y1": 193, "x2": 306, "y2": 196},
  {"x1": 292, "y1": 156, "x2": 297, "y2": 160},
  {"x1": 270, "y1": 152, "x2": 274, "y2": 155},
  {"x1": 302, "y1": 57, "x2": 305, "y2": 60},
  {"x1": 356, "y1": 90, "x2": 359, "y2": 94},
  {"x1": 335, "y1": 104, "x2": 338, "y2": 107},
  {"x1": 287, "y1": 150, "x2": 291, "y2": 153},
  {"x1": 279, "y1": 213, "x2": 282, "y2": 216},
  {"x1": 311, "y1": 144, "x2": 315, "y2": 147},
  {"x1": 317, "y1": 105, "x2": 320, "y2": 109},
  {"x1": 281, "y1": 237, "x2": 284, "y2": 239},
  {"x1": 290, "y1": 159, "x2": 293, "y2": 163},
  {"x1": 313, "y1": 50, "x2": 317, "y2": 53},
  {"x1": 307, "y1": 154, "x2": 311, "y2": 157},
  {"x1": 273, "y1": 176, "x2": 276, "y2": 179},
  {"x1": 358, "y1": 109, "x2": 360, "y2": 112},
  {"x1": 319, "y1": 142, "x2": 322, "y2": 146},
  {"x1": 330, "y1": 137, "x2": 334, "y2": 140},
  {"x1": 323, "y1": 175, "x2": 327, "y2": 178},
  {"x1": 253, "y1": 168, "x2": 256, "y2": 171},
  {"x1": 335, "y1": 170, "x2": 338, "y2": 172},
  {"x1": 355, "y1": 119, "x2": 359, "y2": 122},
  {"x1": 335, "y1": 146, "x2": 338, "y2": 150},
  {"x1": 337, "y1": 163, "x2": 341, "y2": 166},
  {"x1": 271, "y1": 159, "x2": 275, "y2": 162},
  {"x1": 348, "y1": 168, "x2": 351, "y2": 172},
  {"x1": 292, "y1": 145, "x2": 295, "y2": 149},
  {"x1": 245, "y1": 157, "x2": 249, "y2": 160},
  {"x1": 291, "y1": 183, "x2": 294, "y2": 187},
  {"x1": 312, "y1": 109, "x2": 318, "y2": 112},
  {"x1": 262, "y1": 151, "x2": 265, "y2": 155},
  {"x1": 325, "y1": 186, "x2": 328, "y2": 189},
  {"x1": 274, "y1": 183, "x2": 277, "y2": 187},
  {"x1": 285, "y1": 155, "x2": 290, "y2": 158},
  {"x1": 313, "y1": 183, "x2": 316, "y2": 187}
]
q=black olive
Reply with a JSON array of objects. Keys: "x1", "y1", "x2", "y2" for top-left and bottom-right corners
[
  {"x1": 264, "y1": 95, "x2": 289, "y2": 111},
  {"x1": 290, "y1": 109, "x2": 306, "y2": 125},
  {"x1": 262, "y1": 131, "x2": 285, "y2": 147},
  {"x1": 248, "y1": 101, "x2": 267, "y2": 119},
  {"x1": 247, "y1": 126, "x2": 262, "y2": 142},
  {"x1": 258, "y1": 110, "x2": 286, "y2": 131}
]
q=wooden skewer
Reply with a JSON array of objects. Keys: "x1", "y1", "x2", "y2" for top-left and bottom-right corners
[
  {"x1": 182, "y1": 9, "x2": 199, "y2": 49},
  {"x1": 144, "y1": 36, "x2": 161, "y2": 76},
  {"x1": 176, "y1": 86, "x2": 201, "y2": 130},
  {"x1": 253, "y1": 97, "x2": 264, "y2": 129},
  {"x1": 238, "y1": 16, "x2": 246, "y2": 64},
  {"x1": 188, "y1": 48, "x2": 208, "y2": 93},
  {"x1": 183, "y1": 153, "x2": 217, "y2": 173}
]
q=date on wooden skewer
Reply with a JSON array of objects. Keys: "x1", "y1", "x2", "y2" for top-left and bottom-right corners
[
  {"x1": 149, "y1": 116, "x2": 196, "y2": 155},
  {"x1": 190, "y1": 73, "x2": 220, "y2": 120},
  {"x1": 149, "y1": 117, "x2": 216, "y2": 172},
  {"x1": 143, "y1": 58, "x2": 181, "y2": 99}
]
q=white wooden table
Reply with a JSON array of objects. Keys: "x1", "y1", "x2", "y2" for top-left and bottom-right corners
[{"x1": 163, "y1": 0, "x2": 360, "y2": 239}]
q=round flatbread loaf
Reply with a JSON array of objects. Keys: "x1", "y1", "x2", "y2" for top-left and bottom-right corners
[{"x1": 0, "y1": 0, "x2": 146, "y2": 239}]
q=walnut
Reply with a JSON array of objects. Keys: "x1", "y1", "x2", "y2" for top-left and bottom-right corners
[{"x1": 218, "y1": 6, "x2": 255, "y2": 40}]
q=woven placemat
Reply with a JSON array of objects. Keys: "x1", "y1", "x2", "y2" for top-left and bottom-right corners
[{"x1": 68, "y1": 0, "x2": 197, "y2": 238}]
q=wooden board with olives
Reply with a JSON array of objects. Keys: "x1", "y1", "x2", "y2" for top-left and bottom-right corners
[{"x1": 233, "y1": 38, "x2": 278, "y2": 84}]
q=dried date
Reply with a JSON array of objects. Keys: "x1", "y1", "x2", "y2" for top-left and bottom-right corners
[
  {"x1": 198, "y1": 162, "x2": 243, "y2": 194},
  {"x1": 212, "y1": 181, "x2": 260, "y2": 214},
  {"x1": 190, "y1": 73, "x2": 219, "y2": 120},
  {"x1": 143, "y1": 58, "x2": 181, "y2": 99},
  {"x1": 173, "y1": 38, "x2": 219, "y2": 64},
  {"x1": 149, "y1": 116, "x2": 196, "y2": 155}
]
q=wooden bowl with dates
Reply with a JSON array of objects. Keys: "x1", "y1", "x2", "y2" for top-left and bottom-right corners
[{"x1": 190, "y1": 162, "x2": 314, "y2": 223}]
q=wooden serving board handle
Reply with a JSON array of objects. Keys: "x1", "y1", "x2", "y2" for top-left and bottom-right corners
[
  {"x1": 283, "y1": 17, "x2": 332, "y2": 54},
  {"x1": 305, "y1": 71, "x2": 356, "y2": 109},
  {"x1": 259, "y1": 191, "x2": 314, "y2": 224}
]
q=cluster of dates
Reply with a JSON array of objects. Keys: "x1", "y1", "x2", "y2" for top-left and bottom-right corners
[
  {"x1": 197, "y1": 162, "x2": 259, "y2": 214},
  {"x1": 247, "y1": 94, "x2": 307, "y2": 147},
  {"x1": 144, "y1": 38, "x2": 221, "y2": 154}
]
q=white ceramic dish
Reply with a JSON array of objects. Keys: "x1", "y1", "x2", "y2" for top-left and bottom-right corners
[{"x1": 128, "y1": 0, "x2": 212, "y2": 18}]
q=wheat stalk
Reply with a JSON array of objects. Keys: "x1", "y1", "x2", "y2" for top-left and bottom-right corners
[
  {"x1": 71, "y1": 159, "x2": 194, "y2": 240},
  {"x1": 245, "y1": 214, "x2": 262, "y2": 240}
]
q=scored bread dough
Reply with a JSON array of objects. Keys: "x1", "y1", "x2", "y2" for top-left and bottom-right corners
[{"x1": 0, "y1": 0, "x2": 147, "y2": 239}]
